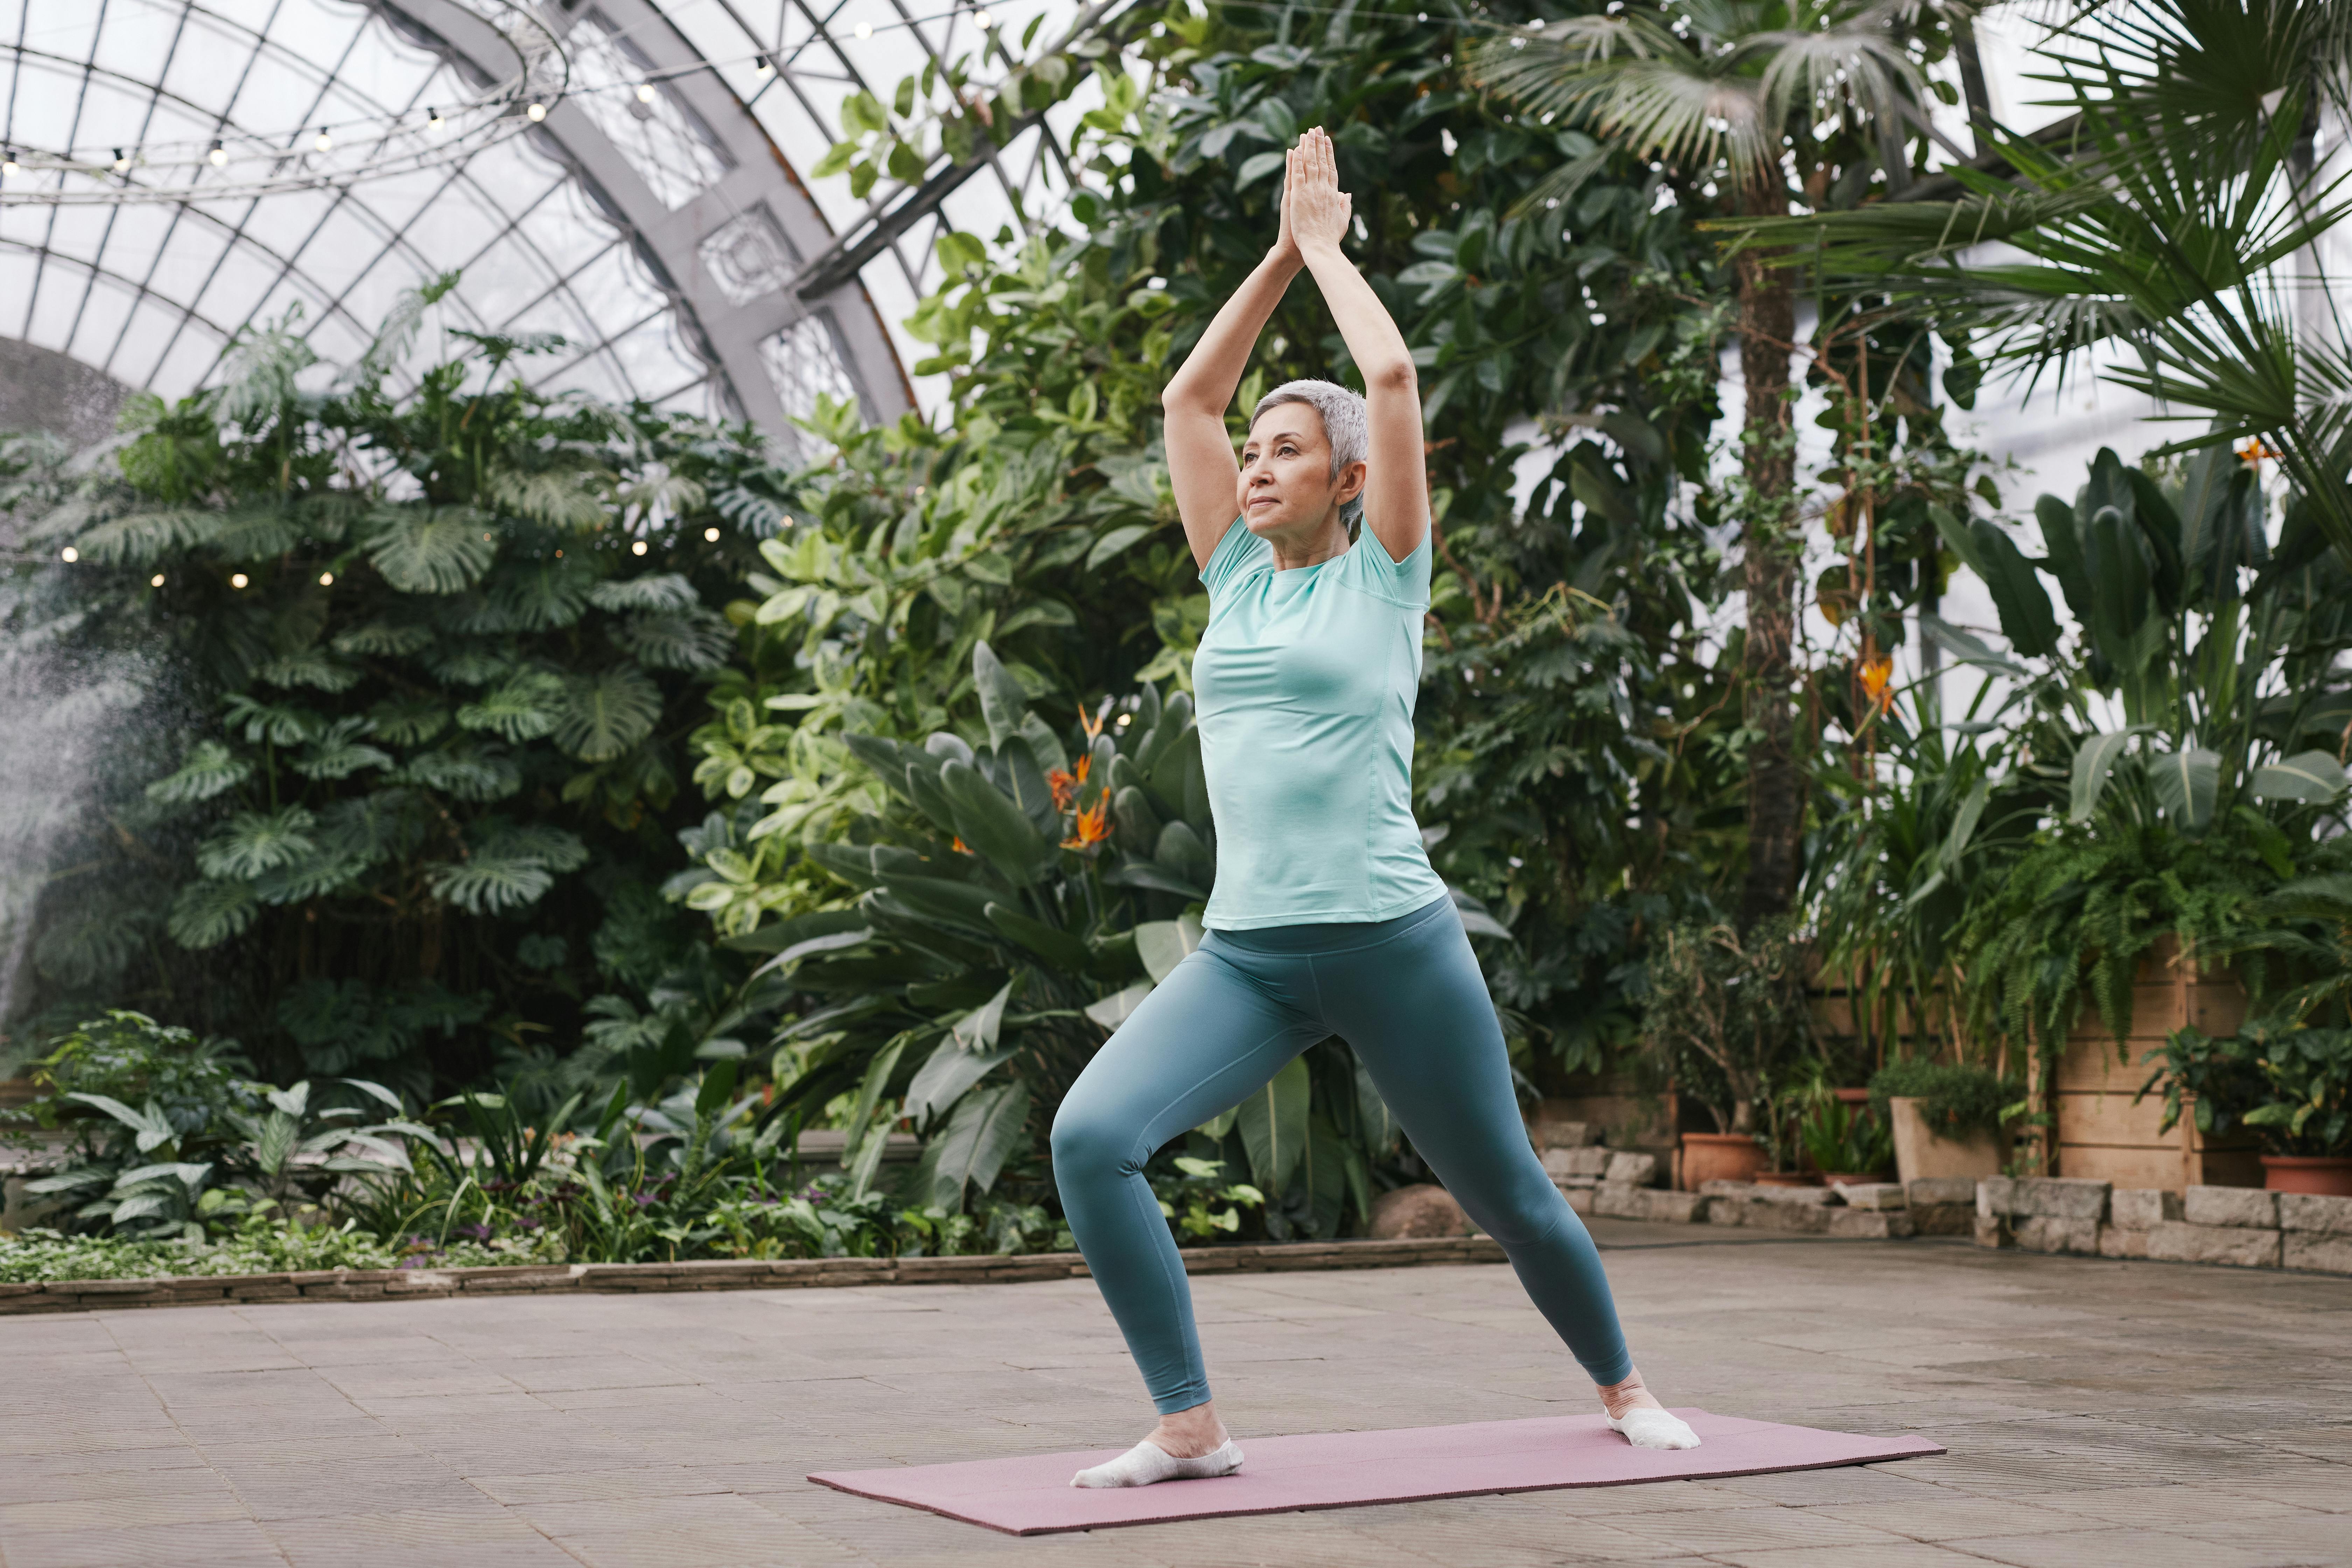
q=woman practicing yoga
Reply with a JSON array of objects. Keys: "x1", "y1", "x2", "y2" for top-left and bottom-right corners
[{"x1": 1049, "y1": 127, "x2": 1699, "y2": 1491}]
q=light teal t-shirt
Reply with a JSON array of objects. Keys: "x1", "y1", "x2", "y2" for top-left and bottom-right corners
[{"x1": 1192, "y1": 519, "x2": 1448, "y2": 930}]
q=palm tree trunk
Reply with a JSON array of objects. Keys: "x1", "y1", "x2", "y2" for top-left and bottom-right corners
[{"x1": 1735, "y1": 220, "x2": 1802, "y2": 931}]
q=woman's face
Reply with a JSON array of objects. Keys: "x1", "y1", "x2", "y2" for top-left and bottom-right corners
[{"x1": 1237, "y1": 404, "x2": 1365, "y2": 548}]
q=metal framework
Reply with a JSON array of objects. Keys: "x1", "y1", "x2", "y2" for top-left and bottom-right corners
[{"x1": 0, "y1": 0, "x2": 1113, "y2": 442}]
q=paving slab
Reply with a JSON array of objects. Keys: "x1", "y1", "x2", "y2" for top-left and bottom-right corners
[{"x1": 1, "y1": 1220, "x2": 2347, "y2": 1565}]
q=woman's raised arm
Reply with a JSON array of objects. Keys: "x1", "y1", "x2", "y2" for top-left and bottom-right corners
[
  {"x1": 1160, "y1": 189, "x2": 1301, "y2": 570},
  {"x1": 1287, "y1": 128, "x2": 1427, "y2": 565}
]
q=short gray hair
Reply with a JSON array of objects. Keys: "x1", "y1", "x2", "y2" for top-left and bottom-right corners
[{"x1": 1250, "y1": 379, "x2": 1368, "y2": 482}]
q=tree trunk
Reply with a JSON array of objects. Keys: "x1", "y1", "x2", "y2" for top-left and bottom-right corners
[{"x1": 1735, "y1": 209, "x2": 1802, "y2": 931}]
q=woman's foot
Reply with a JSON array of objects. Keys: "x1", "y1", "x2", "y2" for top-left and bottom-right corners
[
  {"x1": 1597, "y1": 1367, "x2": 1700, "y2": 1450},
  {"x1": 1071, "y1": 1400, "x2": 1244, "y2": 1488}
]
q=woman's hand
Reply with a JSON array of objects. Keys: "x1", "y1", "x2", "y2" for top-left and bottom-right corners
[{"x1": 1284, "y1": 127, "x2": 1352, "y2": 256}]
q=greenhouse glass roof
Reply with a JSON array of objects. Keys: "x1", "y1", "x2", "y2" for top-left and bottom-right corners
[{"x1": 0, "y1": 0, "x2": 1112, "y2": 443}]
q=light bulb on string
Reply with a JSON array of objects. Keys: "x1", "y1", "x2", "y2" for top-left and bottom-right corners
[
  {"x1": 753, "y1": 54, "x2": 774, "y2": 79},
  {"x1": 112, "y1": 148, "x2": 130, "y2": 173},
  {"x1": 426, "y1": 106, "x2": 445, "y2": 132},
  {"x1": 635, "y1": 83, "x2": 657, "y2": 103},
  {"x1": 854, "y1": 21, "x2": 872, "y2": 37},
  {"x1": 208, "y1": 140, "x2": 227, "y2": 166},
  {"x1": 1, "y1": 150, "x2": 18, "y2": 178},
  {"x1": 59, "y1": 547, "x2": 78, "y2": 563},
  {"x1": 704, "y1": 527, "x2": 721, "y2": 542},
  {"x1": 313, "y1": 128, "x2": 332, "y2": 153},
  {"x1": 526, "y1": 102, "x2": 547, "y2": 122},
  {"x1": 974, "y1": 7, "x2": 994, "y2": 27}
]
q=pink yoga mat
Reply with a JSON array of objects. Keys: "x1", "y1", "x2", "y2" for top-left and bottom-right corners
[{"x1": 808, "y1": 1410, "x2": 1944, "y2": 1534}]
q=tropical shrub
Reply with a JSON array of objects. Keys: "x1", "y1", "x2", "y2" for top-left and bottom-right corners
[
  {"x1": 1866, "y1": 1059, "x2": 2018, "y2": 1143},
  {"x1": 1635, "y1": 918, "x2": 1811, "y2": 1138},
  {"x1": 1, "y1": 304, "x2": 786, "y2": 1094}
]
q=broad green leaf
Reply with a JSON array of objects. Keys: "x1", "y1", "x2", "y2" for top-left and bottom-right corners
[
  {"x1": 984, "y1": 902, "x2": 1092, "y2": 972},
  {"x1": 458, "y1": 670, "x2": 567, "y2": 741},
  {"x1": 196, "y1": 807, "x2": 317, "y2": 879},
  {"x1": 912, "y1": 1080, "x2": 1032, "y2": 1206},
  {"x1": 1968, "y1": 518, "x2": 2061, "y2": 659},
  {"x1": 366, "y1": 506, "x2": 495, "y2": 593},
  {"x1": 2249, "y1": 750, "x2": 2349, "y2": 804},
  {"x1": 1084, "y1": 981, "x2": 1154, "y2": 1031},
  {"x1": 938, "y1": 760, "x2": 1054, "y2": 885},
  {"x1": 904, "y1": 1039, "x2": 1016, "y2": 1129},
  {"x1": 950, "y1": 981, "x2": 1014, "y2": 1052},
  {"x1": 1918, "y1": 614, "x2": 2026, "y2": 679},
  {"x1": 147, "y1": 740, "x2": 251, "y2": 805},
  {"x1": 555, "y1": 666, "x2": 662, "y2": 761},
  {"x1": 2068, "y1": 728, "x2": 2152, "y2": 824},
  {"x1": 971, "y1": 640, "x2": 1030, "y2": 753},
  {"x1": 2147, "y1": 747, "x2": 2221, "y2": 830},
  {"x1": 168, "y1": 877, "x2": 259, "y2": 948},
  {"x1": 1085, "y1": 523, "x2": 1152, "y2": 570},
  {"x1": 839, "y1": 1033, "x2": 910, "y2": 1191},
  {"x1": 589, "y1": 572, "x2": 699, "y2": 612},
  {"x1": 1941, "y1": 779, "x2": 1991, "y2": 870},
  {"x1": 1236, "y1": 1056, "x2": 1310, "y2": 1193},
  {"x1": 1135, "y1": 916, "x2": 1204, "y2": 982}
]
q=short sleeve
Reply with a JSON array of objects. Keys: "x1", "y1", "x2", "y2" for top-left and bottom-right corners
[
  {"x1": 1199, "y1": 517, "x2": 1271, "y2": 601},
  {"x1": 1345, "y1": 525, "x2": 1432, "y2": 608}
]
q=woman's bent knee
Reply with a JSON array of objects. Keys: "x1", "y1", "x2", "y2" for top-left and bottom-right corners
[{"x1": 1049, "y1": 1107, "x2": 1137, "y2": 1185}]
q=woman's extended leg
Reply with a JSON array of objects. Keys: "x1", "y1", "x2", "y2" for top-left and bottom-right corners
[
  {"x1": 1050, "y1": 943, "x2": 1324, "y2": 1480},
  {"x1": 1313, "y1": 898, "x2": 1699, "y2": 1449}
]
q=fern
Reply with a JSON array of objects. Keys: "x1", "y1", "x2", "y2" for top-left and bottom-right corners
[
  {"x1": 146, "y1": 740, "x2": 250, "y2": 805},
  {"x1": 556, "y1": 666, "x2": 663, "y2": 762},
  {"x1": 365, "y1": 506, "x2": 496, "y2": 593}
]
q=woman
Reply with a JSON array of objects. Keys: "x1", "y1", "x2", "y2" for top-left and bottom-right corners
[{"x1": 1050, "y1": 127, "x2": 1698, "y2": 1490}]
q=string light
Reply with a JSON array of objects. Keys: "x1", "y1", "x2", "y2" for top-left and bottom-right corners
[
  {"x1": 632, "y1": 540, "x2": 649, "y2": 555},
  {"x1": 526, "y1": 102, "x2": 547, "y2": 121},
  {"x1": 313, "y1": 127, "x2": 333, "y2": 152},
  {"x1": 974, "y1": 7, "x2": 994, "y2": 26},
  {"x1": 318, "y1": 572, "x2": 334, "y2": 586},
  {"x1": 112, "y1": 148, "x2": 130, "y2": 172},
  {"x1": 753, "y1": 54, "x2": 774, "y2": 78},
  {"x1": 1, "y1": 150, "x2": 18, "y2": 177},
  {"x1": 230, "y1": 573, "x2": 249, "y2": 588},
  {"x1": 704, "y1": 526, "x2": 721, "y2": 541},
  {"x1": 150, "y1": 574, "x2": 165, "y2": 587},
  {"x1": 426, "y1": 106, "x2": 445, "y2": 131},
  {"x1": 635, "y1": 83, "x2": 657, "y2": 103},
  {"x1": 59, "y1": 546, "x2": 77, "y2": 562},
  {"x1": 208, "y1": 140, "x2": 227, "y2": 166},
  {"x1": 854, "y1": 21, "x2": 872, "y2": 37}
]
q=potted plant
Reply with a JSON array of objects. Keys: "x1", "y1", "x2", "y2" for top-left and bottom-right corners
[
  {"x1": 1868, "y1": 1060, "x2": 2015, "y2": 1185},
  {"x1": 1798, "y1": 1092, "x2": 1896, "y2": 1186},
  {"x1": 1638, "y1": 920, "x2": 1811, "y2": 1189},
  {"x1": 2140, "y1": 876, "x2": 2352, "y2": 1195}
]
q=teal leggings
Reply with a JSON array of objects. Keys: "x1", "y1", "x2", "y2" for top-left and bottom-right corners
[{"x1": 1050, "y1": 894, "x2": 1633, "y2": 1413}]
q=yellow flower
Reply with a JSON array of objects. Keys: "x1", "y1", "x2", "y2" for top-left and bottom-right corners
[
  {"x1": 1858, "y1": 654, "x2": 1893, "y2": 708},
  {"x1": 1062, "y1": 796, "x2": 1112, "y2": 850}
]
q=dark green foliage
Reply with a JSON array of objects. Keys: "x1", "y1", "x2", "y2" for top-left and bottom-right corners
[
  {"x1": 1866, "y1": 1060, "x2": 2019, "y2": 1142},
  {"x1": 1798, "y1": 1096, "x2": 1894, "y2": 1179},
  {"x1": 1636, "y1": 919, "x2": 1811, "y2": 1136},
  {"x1": 1, "y1": 313, "x2": 785, "y2": 1094}
]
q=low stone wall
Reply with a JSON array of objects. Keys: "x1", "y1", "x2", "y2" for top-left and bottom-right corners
[
  {"x1": 0, "y1": 1235, "x2": 1510, "y2": 1318},
  {"x1": 1972, "y1": 1176, "x2": 2352, "y2": 1275},
  {"x1": 1558, "y1": 1175, "x2": 1976, "y2": 1239}
]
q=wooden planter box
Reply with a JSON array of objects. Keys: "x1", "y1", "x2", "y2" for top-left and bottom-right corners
[{"x1": 2043, "y1": 939, "x2": 2261, "y2": 1190}]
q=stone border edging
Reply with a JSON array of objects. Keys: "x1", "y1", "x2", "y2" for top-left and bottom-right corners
[{"x1": 0, "y1": 1235, "x2": 1510, "y2": 1317}]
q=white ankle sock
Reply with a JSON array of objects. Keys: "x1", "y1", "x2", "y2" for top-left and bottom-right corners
[
  {"x1": 1608, "y1": 1407, "x2": 1701, "y2": 1450},
  {"x1": 1070, "y1": 1437, "x2": 1244, "y2": 1488}
]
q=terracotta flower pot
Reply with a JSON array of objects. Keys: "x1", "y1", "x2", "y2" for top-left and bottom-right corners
[
  {"x1": 2260, "y1": 1155, "x2": 2352, "y2": 1196},
  {"x1": 1679, "y1": 1132, "x2": 1766, "y2": 1189}
]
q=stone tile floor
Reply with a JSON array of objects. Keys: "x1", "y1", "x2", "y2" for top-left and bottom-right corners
[{"x1": 5, "y1": 1223, "x2": 2350, "y2": 1567}]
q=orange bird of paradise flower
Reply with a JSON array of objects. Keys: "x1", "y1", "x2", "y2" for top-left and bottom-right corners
[
  {"x1": 1063, "y1": 795, "x2": 1112, "y2": 850},
  {"x1": 1048, "y1": 752, "x2": 1091, "y2": 812},
  {"x1": 2237, "y1": 437, "x2": 2279, "y2": 466},
  {"x1": 1858, "y1": 653, "x2": 1894, "y2": 708}
]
